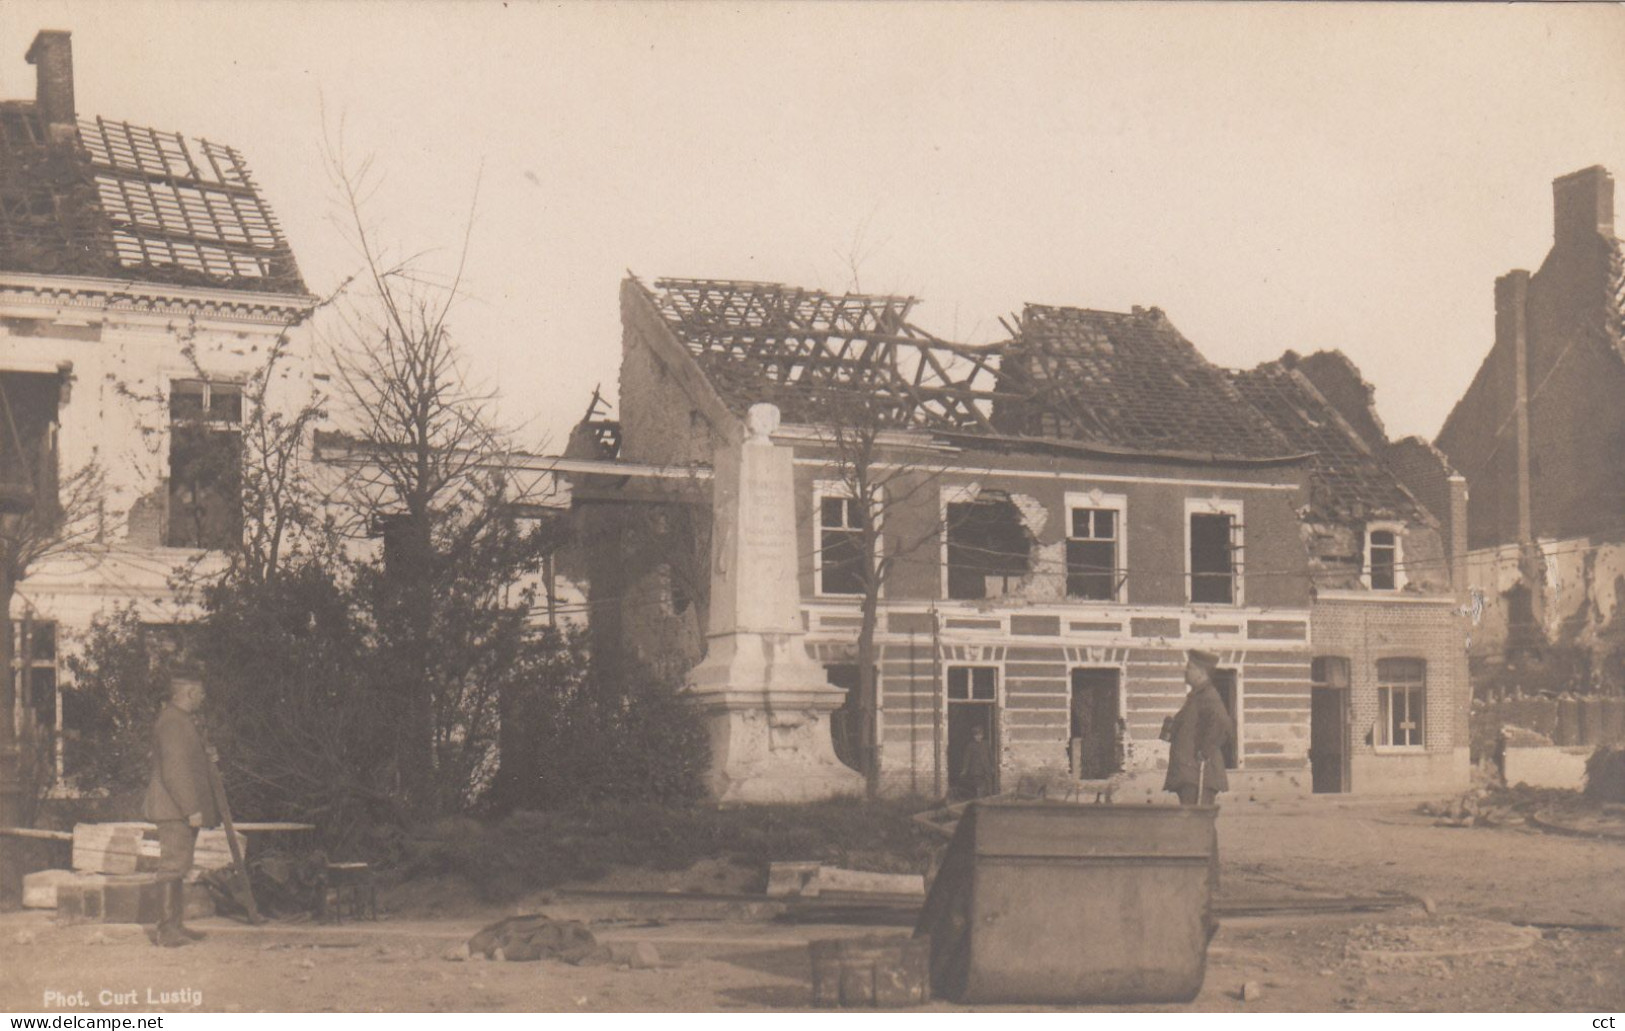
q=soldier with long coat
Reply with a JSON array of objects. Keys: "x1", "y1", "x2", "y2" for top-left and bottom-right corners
[
  {"x1": 143, "y1": 675, "x2": 220, "y2": 947},
  {"x1": 1163, "y1": 649, "x2": 1236, "y2": 806}
]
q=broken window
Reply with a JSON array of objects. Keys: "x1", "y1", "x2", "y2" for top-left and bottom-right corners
[
  {"x1": 817, "y1": 493, "x2": 866, "y2": 596},
  {"x1": 946, "y1": 496, "x2": 1032, "y2": 600},
  {"x1": 1189, "y1": 508, "x2": 1241, "y2": 604},
  {"x1": 1066, "y1": 506, "x2": 1121, "y2": 601},
  {"x1": 166, "y1": 379, "x2": 243, "y2": 549},
  {"x1": 1376, "y1": 658, "x2": 1426, "y2": 748},
  {"x1": 1367, "y1": 527, "x2": 1399, "y2": 590}
]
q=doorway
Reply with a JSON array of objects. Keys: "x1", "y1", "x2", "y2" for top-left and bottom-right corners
[
  {"x1": 1310, "y1": 657, "x2": 1350, "y2": 793},
  {"x1": 946, "y1": 665, "x2": 999, "y2": 798},
  {"x1": 1211, "y1": 668, "x2": 1240, "y2": 769},
  {"x1": 1069, "y1": 668, "x2": 1123, "y2": 778}
]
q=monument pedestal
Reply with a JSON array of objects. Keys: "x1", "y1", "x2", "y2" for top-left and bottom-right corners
[
  {"x1": 688, "y1": 632, "x2": 862, "y2": 803},
  {"x1": 685, "y1": 403, "x2": 863, "y2": 802}
]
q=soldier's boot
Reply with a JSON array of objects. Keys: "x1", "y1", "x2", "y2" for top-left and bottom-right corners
[
  {"x1": 151, "y1": 879, "x2": 195, "y2": 948},
  {"x1": 173, "y1": 881, "x2": 206, "y2": 941}
]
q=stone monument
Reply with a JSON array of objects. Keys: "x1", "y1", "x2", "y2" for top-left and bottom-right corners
[{"x1": 685, "y1": 403, "x2": 865, "y2": 802}]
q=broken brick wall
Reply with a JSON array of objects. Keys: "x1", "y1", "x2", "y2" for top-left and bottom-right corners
[{"x1": 1466, "y1": 536, "x2": 1625, "y2": 697}]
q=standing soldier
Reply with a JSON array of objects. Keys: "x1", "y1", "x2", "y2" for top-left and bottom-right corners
[
  {"x1": 143, "y1": 673, "x2": 219, "y2": 947},
  {"x1": 957, "y1": 724, "x2": 997, "y2": 801},
  {"x1": 1163, "y1": 649, "x2": 1235, "y2": 806}
]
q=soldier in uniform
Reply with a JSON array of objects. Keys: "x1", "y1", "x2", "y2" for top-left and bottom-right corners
[
  {"x1": 1163, "y1": 649, "x2": 1236, "y2": 806},
  {"x1": 143, "y1": 674, "x2": 220, "y2": 947}
]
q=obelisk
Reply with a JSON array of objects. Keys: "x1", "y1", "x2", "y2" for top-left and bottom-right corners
[{"x1": 685, "y1": 403, "x2": 864, "y2": 802}]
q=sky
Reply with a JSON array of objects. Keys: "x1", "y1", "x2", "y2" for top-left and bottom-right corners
[{"x1": 4, "y1": 1, "x2": 1624, "y2": 452}]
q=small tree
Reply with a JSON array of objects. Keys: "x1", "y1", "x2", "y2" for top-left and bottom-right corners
[{"x1": 813, "y1": 391, "x2": 957, "y2": 797}]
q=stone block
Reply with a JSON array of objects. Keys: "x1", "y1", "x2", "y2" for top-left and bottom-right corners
[
  {"x1": 22, "y1": 869, "x2": 79, "y2": 909},
  {"x1": 1504, "y1": 745, "x2": 1590, "y2": 790}
]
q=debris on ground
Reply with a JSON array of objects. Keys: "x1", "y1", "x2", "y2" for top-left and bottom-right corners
[
  {"x1": 1240, "y1": 981, "x2": 1264, "y2": 1002},
  {"x1": 465, "y1": 914, "x2": 609, "y2": 964},
  {"x1": 1417, "y1": 792, "x2": 1516, "y2": 829},
  {"x1": 765, "y1": 862, "x2": 925, "y2": 898}
]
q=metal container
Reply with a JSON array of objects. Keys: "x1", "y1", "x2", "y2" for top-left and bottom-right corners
[{"x1": 915, "y1": 800, "x2": 1216, "y2": 1005}]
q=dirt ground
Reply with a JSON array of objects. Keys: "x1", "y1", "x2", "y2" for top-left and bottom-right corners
[{"x1": 3, "y1": 796, "x2": 1622, "y2": 1013}]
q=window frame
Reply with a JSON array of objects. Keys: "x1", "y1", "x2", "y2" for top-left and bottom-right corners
[
  {"x1": 813, "y1": 480, "x2": 877, "y2": 599},
  {"x1": 1185, "y1": 498, "x2": 1244, "y2": 606},
  {"x1": 1063, "y1": 490, "x2": 1128, "y2": 603},
  {"x1": 1364, "y1": 522, "x2": 1406, "y2": 591},
  {"x1": 1375, "y1": 657, "x2": 1427, "y2": 751},
  {"x1": 164, "y1": 376, "x2": 246, "y2": 551}
]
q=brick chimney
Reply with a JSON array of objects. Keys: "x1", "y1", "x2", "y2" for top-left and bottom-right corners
[
  {"x1": 1552, "y1": 165, "x2": 1615, "y2": 245},
  {"x1": 24, "y1": 30, "x2": 75, "y2": 141}
]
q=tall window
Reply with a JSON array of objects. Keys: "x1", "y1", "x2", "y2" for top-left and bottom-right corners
[
  {"x1": 1376, "y1": 658, "x2": 1426, "y2": 748},
  {"x1": 11, "y1": 619, "x2": 56, "y2": 735},
  {"x1": 1188, "y1": 502, "x2": 1242, "y2": 604},
  {"x1": 817, "y1": 493, "x2": 865, "y2": 596},
  {"x1": 1066, "y1": 507, "x2": 1120, "y2": 601},
  {"x1": 1367, "y1": 527, "x2": 1400, "y2": 590},
  {"x1": 166, "y1": 379, "x2": 243, "y2": 549}
]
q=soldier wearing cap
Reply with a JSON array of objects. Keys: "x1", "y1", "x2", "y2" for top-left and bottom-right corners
[
  {"x1": 142, "y1": 673, "x2": 220, "y2": 947},
  {"x1": 1163, "y1": 649, "x2": 1236, "y2": 806}
]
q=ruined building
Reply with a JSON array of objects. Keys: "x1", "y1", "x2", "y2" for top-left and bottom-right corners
[
  {"x1": 1, "y1": 31, "x2": 316, "y2": 782},
  {"x1": 1436, "y1": 166, "x2": 1625, "y2": 700},
  {"x1": 576, "y1": 275, "x2": 1470, "y2": 799}
]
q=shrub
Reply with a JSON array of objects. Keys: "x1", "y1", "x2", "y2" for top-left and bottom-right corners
[
  {"x1": 1584, "y1": 745, "x2": 1625, "y2": 803},
  {"x1": 61, "y1": 607, "x2": 186, "y2": 805},
  {"x1": 503, "y1": 649, "x2": 710, "y2": 810}
]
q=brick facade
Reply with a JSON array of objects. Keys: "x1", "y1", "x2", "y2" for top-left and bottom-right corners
[{"x1": 1312, "y1": 596, "x2": 1471, "y2": 795}]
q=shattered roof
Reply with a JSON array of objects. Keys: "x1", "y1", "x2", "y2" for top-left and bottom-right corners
[
  {"x1": 638, "y1": 277, "x2": 1005, "y2": 432},
  {"x1": 1229, "y1": 357, "x2": 1426, "y2": 522},
  {"x1": 0, "y1": 105, "x2": 306, "y2": 295},
  {"x1": 635, "y1": 277, "x2": 1431, "y2": 518},
  {"x1": 990, "y1": 304, "x2": 1294, "y2": 461}
]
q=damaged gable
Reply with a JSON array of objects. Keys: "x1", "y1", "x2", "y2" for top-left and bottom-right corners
[{"x1": 1231, "y1": 353, "x2": 1452, "y2": 591}]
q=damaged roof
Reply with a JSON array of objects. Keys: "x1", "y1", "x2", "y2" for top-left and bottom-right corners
[
  {"x1": 0, "y1": 104, "x2": 306, "y2": 295},
  {"x1": 1229, "y1": 355, "x2": 1427, "y2": 523},
  {"x1": 633, "y1": 276, "x2": 1429, "y2": 519},
  {"x1": 991, "y1": 304, "x2": 1294, "y2": 461},
  {"x1": 636, "y1": 276, "x2": 1005, "y2": 433}
]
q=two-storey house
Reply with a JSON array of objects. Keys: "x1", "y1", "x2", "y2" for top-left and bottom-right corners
[
  {"x1": 579, "y1": 275, "x2": 1469, "y2": 800},
  {"x1": 1, "y1": 31, "x2": 316, "y2": 782}
]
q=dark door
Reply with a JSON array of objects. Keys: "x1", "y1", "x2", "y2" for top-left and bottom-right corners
[
  {"x1": 1310, "y1": 687, "x2": 1348, "y2": 793},
  {"x1": 1069, "y1": 668, "x2": 1123, "y2": 778},
  {"x1": 947, "y1": 666, "x2": 999, "y2": 798},
  {"x1": 1211, "y1": 668, "x2": 1240, "y2": 769}
]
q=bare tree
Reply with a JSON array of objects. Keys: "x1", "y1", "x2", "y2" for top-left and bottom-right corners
[
  {"x1": 319, "y1": 144, "x2": 561, "y2": 814},
  {"x1": 810, "y1": 389, "x2": 960, "y2": 798}
]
